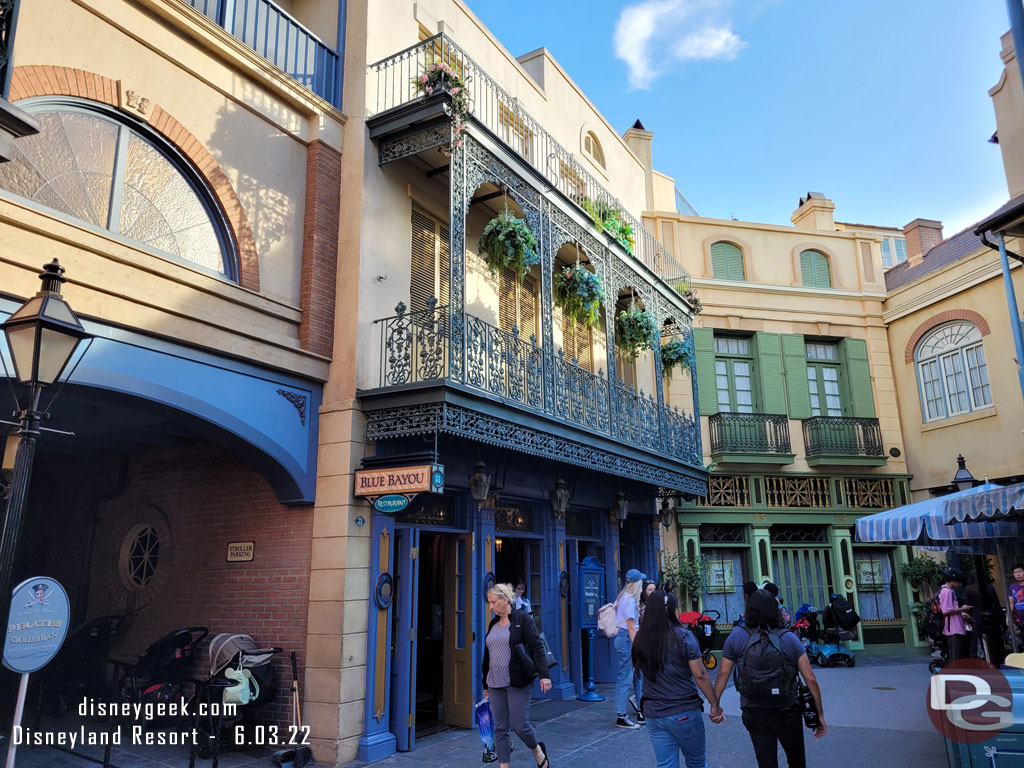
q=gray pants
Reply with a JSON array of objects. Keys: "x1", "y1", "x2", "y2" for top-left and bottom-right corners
[{"x1": 489, "y1": 685, "x2": 538, "y2": 763}]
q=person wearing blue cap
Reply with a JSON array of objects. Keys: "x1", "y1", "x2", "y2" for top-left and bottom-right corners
[{"x1": 613, "y1": 568, "x2": 647, "y2": 729}]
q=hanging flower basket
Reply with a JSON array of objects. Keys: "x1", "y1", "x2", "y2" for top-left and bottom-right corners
[
  {"x1": 582, "y1": 198, "x2": 634, "y2": 254},
  {"x1": 661, "y1": 337, "x2": 694, "y2": 377},
  {"x1": 413, "y1": 61, "x2": 471, "y2": 157},
  {"x1": 479, "y1": 209, "x2": 539, "y2": 282},
  {"x1": 614, "y1": 304, "x2": 658, "y2": 360},
  {"x1": 554, "y1": 263, "x2": 605, "y2": 328}
]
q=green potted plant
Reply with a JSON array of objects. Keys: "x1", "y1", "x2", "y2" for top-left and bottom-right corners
[
  {"x1": 553, "y1": 262, "x2": 605, "y2": 328},
  {"x1": 673, "y1": 281, "x2": 703, "y2": 316},
  {"x1": 660, "y1": 336, "x2": 694, "y2": 377},
  {"x1": 614, "y1": 303, "x2": 658, "y2": 359},
  {"x1": 663, "y1": 552, "x2": 706, "y2": 611},
  {"x1": 478, "y1": 209, "x2": 539, "y2": 282},
  {"x1": 413, "y1": 61, "x2": 471, "y2": 157}
]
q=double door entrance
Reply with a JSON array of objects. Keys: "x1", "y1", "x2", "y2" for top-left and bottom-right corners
[{"x1": 390, "y1": 529, "x2": 474, "y2": 750}]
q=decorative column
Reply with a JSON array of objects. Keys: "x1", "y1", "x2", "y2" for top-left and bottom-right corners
[
  {"x1": 476, "y1": 504, "x2": 496, "y2": 698},
  {"x1": 448, "y1": 138, "x2": 467, "y2": 383},
  {"x1": 678, "y1": 525, "x2": 701, "y2": 611},
  {"x1": 540, "y1": 201, "x2": 556, "y2": 414},
  {"x1": 750, "y1": 526, "x2": 773, "y2": 584},
  {"x1": 830, "y1": 526, "x2": 864, "y2": 650},
  {"x1": 357, "y1": 514, "x2": 397, "y2": 761},
  {"x1": 548, "y1": 514, "x2": 576, "y2": 699},
  {"x1": 652, "y1": 325, "x2": 667, "y2": 451},
  {"x1": 688, "y1": 327, "x2": 703, "y2": 467}
]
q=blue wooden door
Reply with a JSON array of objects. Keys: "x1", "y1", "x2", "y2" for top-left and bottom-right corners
[{"x1": 391, "y1": 528, "x2": 420, "y2": 751}]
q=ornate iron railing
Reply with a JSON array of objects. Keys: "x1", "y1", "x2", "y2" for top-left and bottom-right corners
[
  {"x1": 802, "y1": 416, "x2": 884, "y2": 458},
  {"x1": 366, "y1": 33, "x2": 690, "y2": 284},
  {"x1": 709, "y1": 412, "x2": 792, "y2": 455},
  {"x1": 373, "y1": 300, "x2": 699, "y2": 465},
  {"x1": 185, "y1": 0, "x2": 341, "y2": 106}
]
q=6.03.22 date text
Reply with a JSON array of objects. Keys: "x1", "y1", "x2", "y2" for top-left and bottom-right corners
[{"x1": 235, "y1": 725, "x2": 310, "y2": 746}]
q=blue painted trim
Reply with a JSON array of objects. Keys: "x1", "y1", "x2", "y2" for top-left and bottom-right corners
[
  {"x1": 358, "y1": 514, "x2": 396, "y2": 761},
  {"x1": 0, "y1": 300, "x2": 320, "y2": 503},
  {"x1": 336, "y1": 0, "x2": 347, "y2": 107}
]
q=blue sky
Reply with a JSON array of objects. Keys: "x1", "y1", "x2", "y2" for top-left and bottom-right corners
[{"x1": 466, "y1": 1, "x2": 1012, "y2": 235}]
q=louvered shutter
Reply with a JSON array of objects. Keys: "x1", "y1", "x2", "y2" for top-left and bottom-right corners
[
  {"x1": 727, "y1": 245, "x2": 745, "y2": 280},
  {"x1": 693, "y1": 328, "x2": 718, "y2": 416},
  {"x1": 840, "y1": 337, "x2": 875, "y2": 417},
  {"x1": 439, "y1": 223, "x2": 450, "y2": 307},
  {"x1": 520, "y1": 275, "x2": 538, "y2": 340},
  {"x1": 616, "y1": 351, "x2": 636, "y2": 390},
  {"x1": 560, "y1": 311, "x2": 593, "y2": 370},
  {"x1": 499, "y1": 267, "x2": 518, "y2": 333},
  {"x1": 711, "y1": 242, "x2": 744, "y2": 280},
  {"x1": 800, "y1": 250, "x2": 831, "y2": 288},
  {"x1": 781, "y1": 334, "x2": 812, "y2": 418},
  {"x1": 755, "y1": 332, "x2": 786, "y2": 414},
  {"x1": 411, "y1": 209, "x2": 436, "y2": 313}
]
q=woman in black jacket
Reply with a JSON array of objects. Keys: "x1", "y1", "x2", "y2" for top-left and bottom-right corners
[{"x1": 482, "y1": 583, "x2": 552, "y2": 768}]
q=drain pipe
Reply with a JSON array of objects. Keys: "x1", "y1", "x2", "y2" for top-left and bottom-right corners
[{"x1": 997, "y1": 230, "x2": 1024, "y2": 403}]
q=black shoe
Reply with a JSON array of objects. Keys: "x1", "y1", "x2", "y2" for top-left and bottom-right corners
[
  {"x1": 483, "y1": 748, "x2": 498, "y2": 763},
  {"x1": 635, "y1": 711, "x2": 646, "y2": 724},
  {"x1": 537, "y1": 740, "x2": 549, "y2": 768},
  {"x1": 616, "y1": 715, "x2": 641, "y2": 730}
]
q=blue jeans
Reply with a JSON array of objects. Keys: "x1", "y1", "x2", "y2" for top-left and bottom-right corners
[
  {"x1": 647, "y1": 710, "x2": 708, "y2": 768},
  {"x1": 613, "y1": 628, "x2": 641, "y2": 714}
]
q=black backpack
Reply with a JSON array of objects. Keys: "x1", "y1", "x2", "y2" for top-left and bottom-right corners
[
  {"x1": 828, "y1": 595, "x2": 861, "y2": 631},
  {"x1": 920, "y1": 590, "x2": 947, "y2": 640},
  {"x1": 736, "y1": 628, "x2": 796, "y2": 703}
]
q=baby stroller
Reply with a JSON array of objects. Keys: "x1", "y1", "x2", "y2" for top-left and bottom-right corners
[
  {"x1": 195, "y1": 633, "x2": 282, "y2": 759},
  {"x1": 118, "y1": 626, "x2": 208, "y2": 716},
  {"x1": 679, "y1": 609, "x2": 720, "y2": 669}
]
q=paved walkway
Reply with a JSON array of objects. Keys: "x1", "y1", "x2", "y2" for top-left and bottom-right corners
[{"x1": 10, "y1": 658, "x2": 946, "y2": 767}]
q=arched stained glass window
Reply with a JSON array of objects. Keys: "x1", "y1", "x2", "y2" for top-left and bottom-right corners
[
  {"x1": 0, "y1": 100, "x2": 235, "y2": 278},
  {"x1": 914, "y1": 322, "x2": 992, "y2": 422}
]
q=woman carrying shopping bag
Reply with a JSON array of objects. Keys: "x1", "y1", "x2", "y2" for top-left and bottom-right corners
[
  {"x1": 482, "y1": 583, "x2": 552, "y2": 768},
  {"x1": 632, "y1": 590, "x2": 724, "y2": 768}
]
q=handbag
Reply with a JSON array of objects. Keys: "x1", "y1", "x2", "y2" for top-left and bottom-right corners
[
  {"x1": 513, "y1": 643, "x2": 538, "y2": 679},
  {"x1": 538, "y1": 632, "x2": 558, "y2": 668}
]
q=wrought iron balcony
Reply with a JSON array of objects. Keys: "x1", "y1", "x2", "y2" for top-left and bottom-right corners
[
  {"x1": 709, "y1": 412, "x2": 794, "y2": 464},
  {"x1": 185, "y1": 0, "x2": 341, "y2": 106},
  {"x1": 366, "y1": 33, "x2": 689, "y2": 285},
  {"x1": 802, "y1": 416, "x2": 886, "y2": 466},
  {"x1": 368, "y1": 299, "x2": 701, "y2": 468}
]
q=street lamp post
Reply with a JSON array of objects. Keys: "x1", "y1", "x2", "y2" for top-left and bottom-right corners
[
  {"x1": 951, "y1": 455, "x2": 977, "y2": 493},
  {"x1": 0, "y1": 259, "x2": 89, "y2": 602}
]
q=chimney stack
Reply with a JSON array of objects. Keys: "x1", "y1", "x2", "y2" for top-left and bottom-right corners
[
  {"x1": 903, "y1": 218, "x2": 943, "y2": 266},
  {"x1": 791, "y1": 192, "x2": 836, "y2": 231},
  {"x1": 623, "y1": 119, "x2": 654, "y2": 211}
]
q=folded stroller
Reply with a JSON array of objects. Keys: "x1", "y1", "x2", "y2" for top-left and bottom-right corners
[{"x1": 196, "y1": 634, "x2": 282, "y2": 759}]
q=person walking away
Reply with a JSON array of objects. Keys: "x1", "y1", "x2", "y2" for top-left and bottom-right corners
[
  {"x1": 614, "y1": 569, "x2": 646, "y2": 728},
  {"x1": 1009, "y1": 564, "x2": 1024, "y2": 646},
  {"x1": 482, "y1": 583, "x2": 551, "y2": 768},
  {"x1": 632, "y1": 590, "x2": 725, "y2": 768},
  {"x1": 763, "y1": 582, "x2": 792, "y2": 629},
  {"x1": 940, "y1": 569, "x2": 971, "y2": 663},
  {"x1": 638, "y1": 581, "x2": 656, "y2": 625},
  {"x1": 513, "y1": 578, "x2": 533, "y2": 614},
  {"x1": 713, "y1": 589, "x2": 825, "y2": 768}
]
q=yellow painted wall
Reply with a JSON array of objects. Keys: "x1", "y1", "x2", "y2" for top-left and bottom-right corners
[{"x1": 991, "y1": 31, "x2": 1024, "y2": 199}]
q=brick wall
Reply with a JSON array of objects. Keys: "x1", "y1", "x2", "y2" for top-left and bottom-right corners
[{"x1": 299, "y1": 140, "x2": 341, "y2": 357}]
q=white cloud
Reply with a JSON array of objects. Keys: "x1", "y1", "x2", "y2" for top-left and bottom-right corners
[
  {"x1": 675, "y1": 25, "x2": 745, "y2": 61},
  {"x1": 942, "y1": 190, "x2": 1011, "y2": 237},
  {"x1": 613, "y1": 0, "x2": 745, "y2": 90}
]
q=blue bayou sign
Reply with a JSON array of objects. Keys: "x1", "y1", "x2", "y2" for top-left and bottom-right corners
[
  {"x1": 354, "y1": 463, "x2": 445, "y2": 514},
  {"x1": 4, "y1": 576, "x2": 70, "y2": 673}
]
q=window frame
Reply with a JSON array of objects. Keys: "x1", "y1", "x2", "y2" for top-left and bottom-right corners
[
  {"x1": 713, "y1": 334, "x2": 757, "y2": 413},
  {"x1": 880, "y1": 236, "x2": 909, "y2": 268},
  {"x1": 3, "y1": 97, "x2": 237, "y2": 281},
  {"x1": 805, "y1": 341, "x2": 845, "y2": 417},
  {"x1": 583, "y1": 131, "x2": 606, "y2": 169},
  {"x1": 710, "y1": 241, "x2": 745, "y2": 281},
  {"x1": 914, "y1": 322, "x2": 992, "y2": 423}
]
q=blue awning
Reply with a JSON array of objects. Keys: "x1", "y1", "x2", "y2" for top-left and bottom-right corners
[
  {"x1": 943, "y1": 482, "x2": 1024, "y2": 524},
  {"x1": 855, "y1": 483, "x2": 1024, "y2": 546}
]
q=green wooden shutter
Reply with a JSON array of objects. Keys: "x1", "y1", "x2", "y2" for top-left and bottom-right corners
[
  {"x1": 693, "y1": 328, "x2": 719, "y2": 415},
  {"x1": 781, "y1": 334, "x2": 811, "y2": 418},
  {"x1": 840, "y1": 337, "x2": 875, "y2": 417},
  {"x1": 711, "y1": 242, "x2": 744, "y2": 280},
  {"x1": 411, "y1": 209, "x2": 437, "y2": 313},
  {"x1": 800, "y1": 250, "x2": 832, "y2": 288},
  {"x1": 755, "y1": 332, "x2": 786, "y2": 414}
]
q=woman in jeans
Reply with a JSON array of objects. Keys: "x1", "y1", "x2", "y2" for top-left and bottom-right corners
[
  {"x1": 713, "y1": 589, "x2": 826, "y2": 768},
  {"x1": 632, "y1": 591, "x2": 724, "y2": 768},
  {"x1": 482, "y1": 583, "x2": 552, "y2": 768},
  {"x1": 613, "y1": 569, "x2": 646, "y2": 728}
]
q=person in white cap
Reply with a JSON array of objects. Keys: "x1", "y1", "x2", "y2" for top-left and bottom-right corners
[{"x1": 614, "y1": 568, "x2": 647, "y2": 728}]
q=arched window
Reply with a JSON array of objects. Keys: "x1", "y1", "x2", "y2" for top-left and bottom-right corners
[
  {"x1": 915, "y1": 322, "x2": 992, "y2": 421},
  {"x1": 710, "y1": 241, "x2": 745, "y2": 280},
  {"x1": 0, "y1": 99, "x2": 236, "y2": 278},
  {"x1": 799, "y1": 249, "x2": 831, "y2": 288},
  {"x1": 583, "y1": 131, "x2": 605, "y2": 169}
]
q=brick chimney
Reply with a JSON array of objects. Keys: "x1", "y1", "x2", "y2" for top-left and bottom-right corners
[
  {"x1": 903, "y1": 218, "x2": 943, "y2": 266},
  {"x1": 791, "y1": 192, "x2": 836, "y2": 231}
]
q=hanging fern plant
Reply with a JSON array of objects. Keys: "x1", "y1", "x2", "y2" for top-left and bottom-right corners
[
  {"x1": 661, "y1": 336, "x2": 694, "y2": 377},
  {"x1": 615, "y1": 304, "x2": 658, "y2": 360},
  {"x1": 478, "y1": 209, "x2": 539, "y2": 283},
  {"x1": 554, "y1": 263, "x2": 605, "y2": 328}
]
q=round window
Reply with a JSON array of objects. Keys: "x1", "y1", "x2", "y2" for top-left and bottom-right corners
[{"x1": 119, "y1": 524, "x2": 161, "y2": 589}]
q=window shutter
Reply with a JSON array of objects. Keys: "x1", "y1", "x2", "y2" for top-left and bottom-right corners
[
  {"x1": 800, "y1": 250, "x2": 831, "y2": 288},
  {"x1": 840, "y1": 337, "x2": 875, "y2": 417},
  {"x1": 560, "y1": 309, "x2": 593, "y2": 370},
  {"x1": 711, "y1": 242, "x2": 743, "y2": 280},
  {"x1": 439, "y1": 223, "x2": 451, "y2": 307},
  {"x1": 781, "y1": 334, "x2": 811, "y2": 418},
  {"x1": 411, "y1": 209, "x2": 437, "y2": 313},
  {"x1": 755, "y1": 332, "x2": 786, "y2": 414},
  {"x1": 693, "y1": 328, "x2": 719, "y2": 415},
  {"x1": 519, "y1": 275, "x2": 538, "y2": 340},
  {"x1": 499, "y1": 267, "x2": 518, "y2": 333},
  {"x1": 616, "y1": 350, "x2": 636, "y2": 390}
]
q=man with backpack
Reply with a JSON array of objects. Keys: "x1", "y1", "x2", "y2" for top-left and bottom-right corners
[
  {"x1": 714, "y1": 589, "x2": 825, "y2": 768},
  {"x1": 939, "y1": 569, "x2": 972, "y2": 662}
]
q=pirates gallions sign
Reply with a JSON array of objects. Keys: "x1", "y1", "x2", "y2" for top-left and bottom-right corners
[{"x1": 354, "y1": 464, "x2": 445, "y2": 514}]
